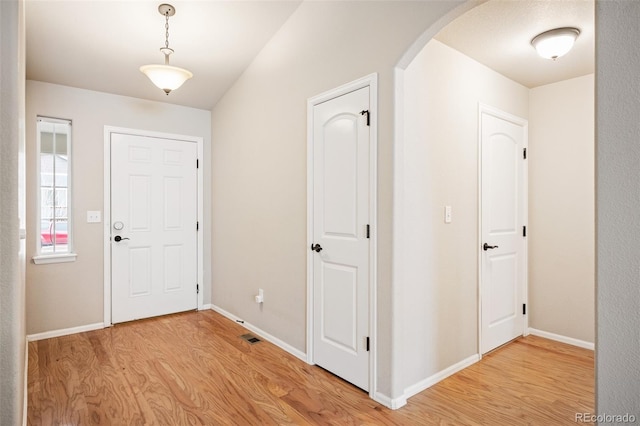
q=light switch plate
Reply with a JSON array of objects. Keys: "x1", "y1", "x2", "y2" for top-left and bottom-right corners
[
  {"x1": 87, "y1": 211, "x2": 101, "y2": 223},
  {"x1": 445, "y1": 206, "x2": 452, "y2": 223}
]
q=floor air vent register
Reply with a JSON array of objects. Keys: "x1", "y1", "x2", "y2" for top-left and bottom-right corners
[{"x1": 240, "y1": 333, "x2": 261, "y2": 344}]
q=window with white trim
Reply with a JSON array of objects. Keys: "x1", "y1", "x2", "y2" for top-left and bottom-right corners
[{"x1": 34, "y1": 117, "x2": 76, "y2": 263}]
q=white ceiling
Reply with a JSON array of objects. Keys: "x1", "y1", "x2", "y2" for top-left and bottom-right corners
[
  {"x1": 435, "y1": 0, "x2": 594, "y2": 88},
  {"x1": 26, "y1": 1, "x2": 594, "y2": 111},
  {"x1": 26, "y1": 0, "x2": 302, "y2": 110}
]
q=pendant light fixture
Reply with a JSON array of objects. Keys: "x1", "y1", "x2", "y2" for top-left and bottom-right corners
[
  {"x1": 140, "y1": 4, "x2": 193, "y2": 94},
  {"x1": 531, "y1": 27, "x2": 580, "y2": 61}
]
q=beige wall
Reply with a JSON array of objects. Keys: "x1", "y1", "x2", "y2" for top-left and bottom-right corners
[
  {"x1": 529, "y1": 74, "x2": 595, "y2": 343},
  {"x1": 400, "y1": 39, "x2": 529, "y2": 392},
  {"x1": 210, "y1": 0, "x2": 463, "y2": 398},
  {"x1": 25, "y1": 81, "x2": 211, "y2": 335}
]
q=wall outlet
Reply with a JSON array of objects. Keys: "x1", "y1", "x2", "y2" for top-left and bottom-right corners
[
  {"x1": 87, "y1": 210, "x2": 102, "y2": 223},
  {"x1": 255, "y1": 288, "x2": 264, "y2": 304}
]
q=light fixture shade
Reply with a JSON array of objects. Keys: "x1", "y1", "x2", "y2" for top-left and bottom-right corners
[
  {"x1": 140, "y1": 64, "x2": 193, "y2": 94},
  {"x1": 531, "y1": 27, "x2": 580, "y2": 60}
]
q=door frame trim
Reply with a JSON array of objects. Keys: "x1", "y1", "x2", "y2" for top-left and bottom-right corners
[
  {"x1": 477, "y1": 103, "x2": 529, "y2": 355},
  {"x1": 103, "y1": 126, "x2": 204, "y2": 326},
  {"x1": 306, "y1": 73, "x2": 378, "y2": 397}
]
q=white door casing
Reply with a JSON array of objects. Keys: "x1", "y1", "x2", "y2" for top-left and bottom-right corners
[
  {"x1": 479, "y1": 104, "x2": 528, "y2": 354},
  {"x1": 307, "y1": 75, "x2": 377, "y2": 394},
  {"x1": 104, "y1": 127, "x2": 204, "y2": 325}
]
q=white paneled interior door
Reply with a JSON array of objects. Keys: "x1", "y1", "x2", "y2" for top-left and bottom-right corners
[
  {"x1": 311, "y1": 86, "x2": 370, "y2": 391},
  {"x1": 480, "y1": 106, "x2": 528, "y2": 354},
  {"x1": 111, "y1": 133, "x2": 198, "y2": 324}
]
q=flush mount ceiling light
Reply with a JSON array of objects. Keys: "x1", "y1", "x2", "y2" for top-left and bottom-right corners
[
  {"x1": 140, "y1": 4, "x2": 193, "y2": 95},
  {"x1": 531, "y1": 27, "x2": 580, "y2": 60}
]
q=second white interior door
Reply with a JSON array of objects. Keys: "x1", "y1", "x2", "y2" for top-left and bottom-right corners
[
  {"x1": 312, "y1": 86, "x2": 371, "y2": 391},
  {"x1": 480, "y1": 106, "x2": 528, "y2": 354}
]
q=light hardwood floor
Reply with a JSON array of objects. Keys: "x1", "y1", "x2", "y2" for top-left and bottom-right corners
[{"x1": 28, "y1": 310, "x2": 594, "y2": 425}]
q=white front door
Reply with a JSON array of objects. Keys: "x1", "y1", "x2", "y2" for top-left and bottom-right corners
[
  {"x1": 111, "y1": 133, "x2": 198, "y2": 324},
  {"x1": 480, "y1": 106, "x2": 528, "y2": 354},
  {"x1": 311, "y1": 86, "x2": 370, "y2": 391}
]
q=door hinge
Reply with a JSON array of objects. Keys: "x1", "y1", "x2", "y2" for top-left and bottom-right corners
[
  {"x1": 360, "y1": 110, "x2": 370, "y2": 126},
  {"x1": 523, "y1": 148, "x2": 527, "y2": 159},
  {"x1": 523, "y1": 303, "x2": 526, "y2": 315},
  {"x1": 196, "y1": 159, "x2": 199, "y2": 168},
  {"x1": 197, "y1": 221, "x2": 199, "y2": 231},
  {"x1": 366, "y1": 224, "x2": 370, "y2": 239},
  {"x1": 197, "y1": 284, "x2": 200, "y2": 294},
  {"x1": 366, "y1": 336, "x2": 370, "y2": 352},
  {"x1": 523, "y1": 225, "x2": 526, "y2": 237}
]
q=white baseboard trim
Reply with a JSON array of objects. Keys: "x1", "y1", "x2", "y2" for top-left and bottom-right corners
[
  {"x1": 210, "y1": 304, "x2": 307, "y2": 362},
  {"x1": 372, "y1": 392, "x2": 407, "y2": 410},
  {"x1": 403, "y1": 354, "x2": 481, "y2": 401},
  {"x1": 528, "y1": 328, "x2": 594, "y2": 350},
  {"x1": 26, "y1": 322, "x2": 104, "y2": 342},
  {"x1": 201, "y1": 303, "x2": 213, "y2": 310}
]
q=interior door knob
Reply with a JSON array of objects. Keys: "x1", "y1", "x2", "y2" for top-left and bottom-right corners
[
  {"x1": 311, "y1": 243, "x2": 323, "y2": 252},
  {"x1": 483, "y1": 243, "x2": 498, "y2": 251}
]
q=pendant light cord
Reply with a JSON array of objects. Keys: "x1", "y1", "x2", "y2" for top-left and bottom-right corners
[
  {"x1": 163, "y1": 11, "x2": 170, "y2": 65},
  {"x1": 165, "y1": 12, "x2": 170, "y2": 50}
]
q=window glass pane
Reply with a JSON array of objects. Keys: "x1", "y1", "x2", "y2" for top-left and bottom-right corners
[
  {"x1": 54, "y1": 132, "x2": 68, "y2": 184},
  {"x1": 38, "y1": 118, "x2": 71, "y2": 255}
]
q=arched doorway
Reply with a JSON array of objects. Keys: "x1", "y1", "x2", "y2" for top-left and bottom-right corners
[{"x1": 391, "y1": 0, "x2": 595, "y2": 408}]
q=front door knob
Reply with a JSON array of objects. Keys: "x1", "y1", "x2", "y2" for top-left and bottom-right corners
[
  {"x1": 311, "y1": 243, "x2": 323, "y2": 252},
  {"x1": 483, "y1": 243, "x2": 498, "y2": 251},
  {"x1": 114, "y1": 235, "x2": 130, "y2": 242}
]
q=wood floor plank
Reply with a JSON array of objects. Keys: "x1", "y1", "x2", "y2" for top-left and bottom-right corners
[
  {"x1": 78, "y1": 332, "x2": 147, "y2": 425},
  {"x1": 28, "y1": 310, "x2": 594, "y2": 425},
  {"x1": 37, "y1": 336, "x2": 93, "y2": 425},
  {"x1": 26, "y1": 342, "x2": 41, "y2": 426}
]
